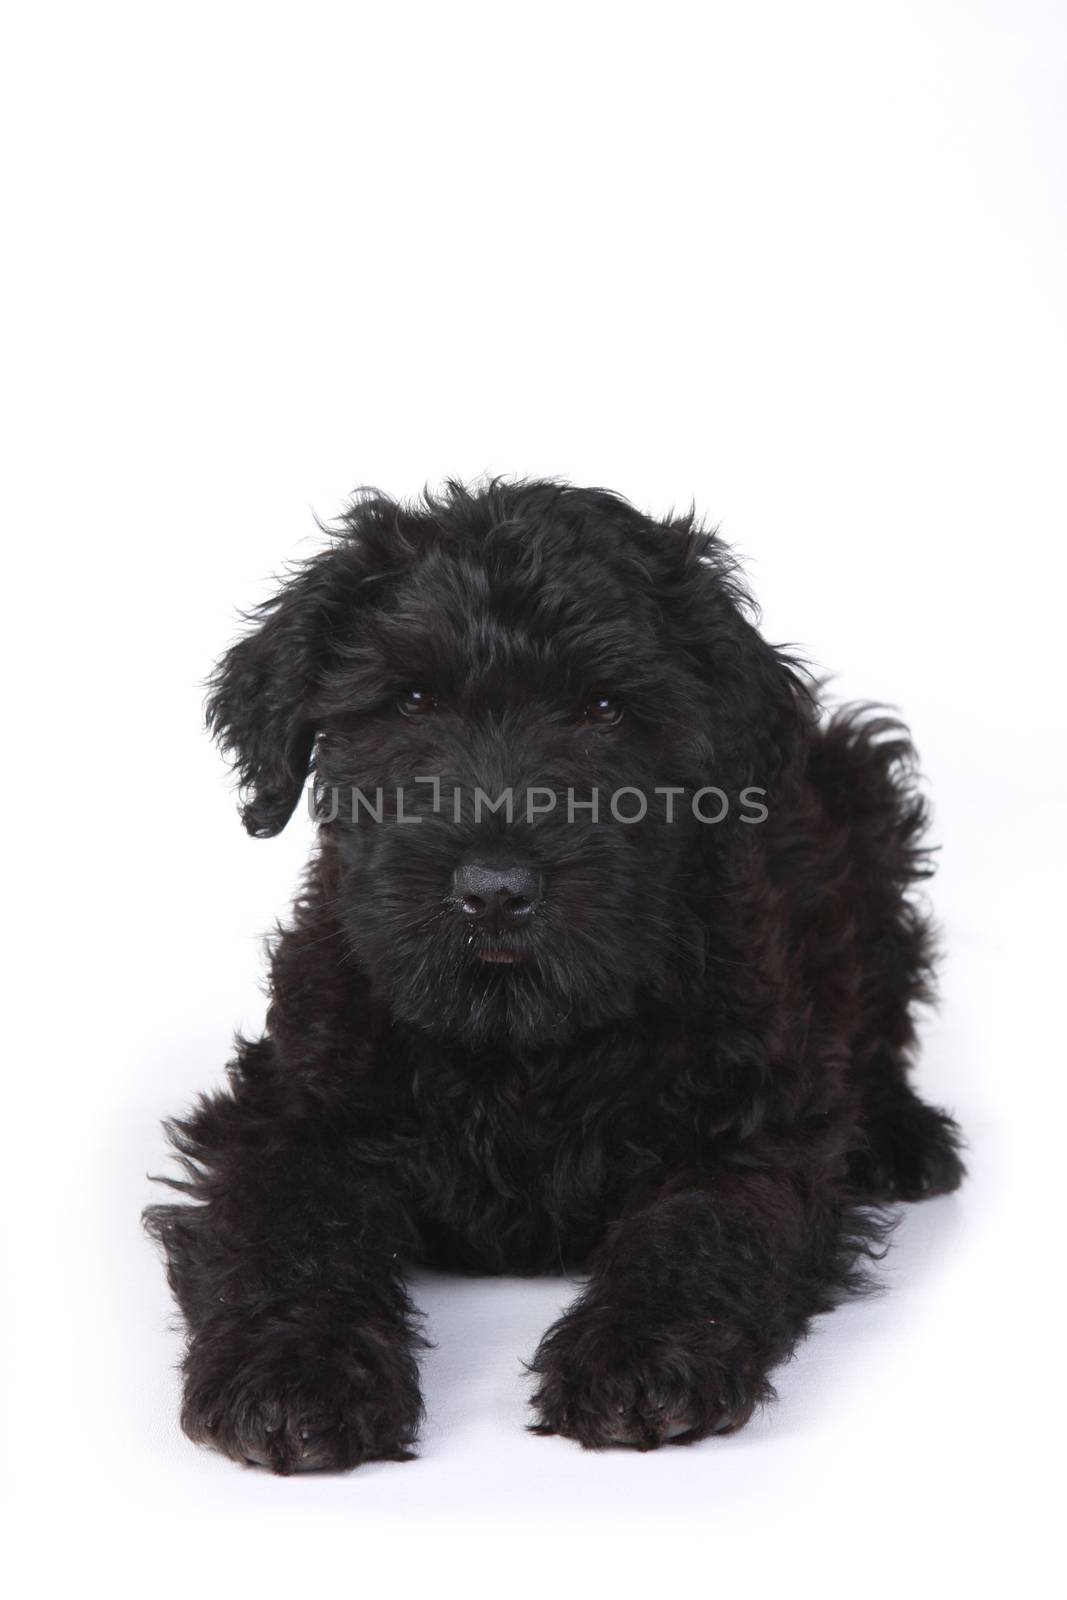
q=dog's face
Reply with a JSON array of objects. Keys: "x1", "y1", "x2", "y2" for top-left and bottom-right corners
[{"x1": 209, "y1": 482, "x2": 807, "y2": 1049}]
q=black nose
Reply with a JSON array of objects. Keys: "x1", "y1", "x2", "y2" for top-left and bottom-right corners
[{"x1": 453, "y1": 861, "x2": 543, "y2": 928}]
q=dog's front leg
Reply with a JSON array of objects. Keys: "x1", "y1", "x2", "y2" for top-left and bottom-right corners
[
  {"x1": 529, "y1": 1171, "x2": 864, "y2": 1449},
  {"x1": 146, "y1": 1069, "x2": 423, "y2": 1474}
]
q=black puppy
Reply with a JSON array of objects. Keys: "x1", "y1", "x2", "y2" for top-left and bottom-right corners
[{"x1": 146, "y1": 478, "x2": 963, "y2": 1472}]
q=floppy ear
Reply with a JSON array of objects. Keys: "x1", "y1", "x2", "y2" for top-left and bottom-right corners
[
  {"x1": 711, "y1": 608, "x2": 813, "y2": 794},
  {"x1": 207, "y1": 489, "x2": 417, "y2": 835},
  {"x1": 206, "y1": 549, "x2": 346, "y2": 837},
  {"x1": 669, "y1": 527, "x2": 814, "y2": 796}
]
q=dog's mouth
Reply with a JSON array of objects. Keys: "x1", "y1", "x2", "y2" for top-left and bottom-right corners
[{"x1": 468, "y1": 932, "x2": 529, "y2": 967}]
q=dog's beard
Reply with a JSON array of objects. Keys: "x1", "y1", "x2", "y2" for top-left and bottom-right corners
[
  {"x1": 351, "y1": 921, "x2": 657, "y2": 1049},
  {"x1": 336, "y1": 823, "x2": 703, "y2": 1050}
]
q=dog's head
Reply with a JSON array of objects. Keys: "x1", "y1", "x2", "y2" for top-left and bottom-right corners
[{"x1": 208, "y1": 480, "x2": 811, "y2": 1048}]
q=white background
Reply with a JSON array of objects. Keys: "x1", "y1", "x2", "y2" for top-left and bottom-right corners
[{"x1": 5, "y1": 2, "x2": 1065, "y2": 1595}]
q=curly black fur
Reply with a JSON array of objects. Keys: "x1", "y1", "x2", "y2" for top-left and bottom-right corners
[{"x1": 145, "y1": 478, "x2": 964, "y2": 1472}]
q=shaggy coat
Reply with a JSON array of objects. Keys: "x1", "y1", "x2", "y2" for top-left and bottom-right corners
[{"x1": 146, "y1": 479, "x2": 964, "y2": 1472}]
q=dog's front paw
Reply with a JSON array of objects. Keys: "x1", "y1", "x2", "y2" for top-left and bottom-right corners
[
  {"x1": 181, "y1": 1326, "x2": 423, "y2": 1474},
  {"x1": 528, "y1": 1301, "x2": 768, "y2": 1450}
]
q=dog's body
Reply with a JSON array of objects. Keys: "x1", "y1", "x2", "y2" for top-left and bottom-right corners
[{"x1": 147, "y1": 479, "x2": 963, "y2": 1472}]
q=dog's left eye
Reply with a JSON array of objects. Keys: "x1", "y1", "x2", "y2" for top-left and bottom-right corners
[
  {"x1": 583, "y1": 697, "x2": 624, "y2": 727},
  {"x1": 397, "y1": 688, "x2": 437, "y2": 717}
]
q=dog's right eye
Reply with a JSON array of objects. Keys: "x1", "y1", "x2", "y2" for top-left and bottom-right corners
[
  {"x1": 583, "y1": 696, "x2": 624, "y2": 728},
  {"x1": 397, "y1": 689, "x2": 437, "y2": 717}
]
